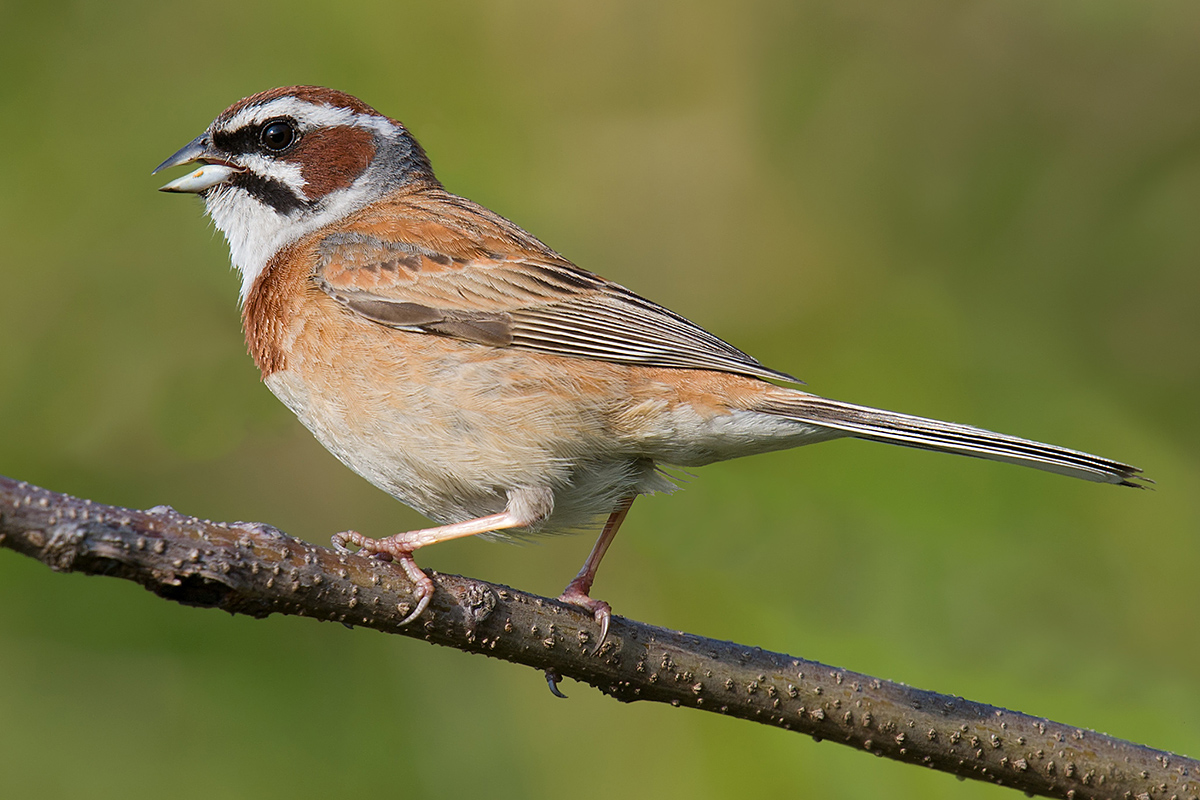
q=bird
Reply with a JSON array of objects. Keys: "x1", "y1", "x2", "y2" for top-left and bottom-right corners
[{"x1": 155, "y1": 85, "x2": 1145, "y2": 641}]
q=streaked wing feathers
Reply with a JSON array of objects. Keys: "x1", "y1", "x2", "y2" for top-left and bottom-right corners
[{"x1": 312, "y1": 189, "x2": 797, "y2": 382}]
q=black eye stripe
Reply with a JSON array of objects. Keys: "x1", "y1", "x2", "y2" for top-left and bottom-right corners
[
  {"x1": 212, "y1": 116, "x2": 299, "y2": 156},
  {"x1": 230, "y1": 171, "x2": 308, "y2": 214},
  {"x1": 211, "y1": 126, "x2": 260, "y2": 156}
]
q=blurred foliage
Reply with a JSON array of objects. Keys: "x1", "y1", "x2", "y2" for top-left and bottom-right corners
[{"x1": 1, "y1": 1, "x2": 1198, "y2": 797}]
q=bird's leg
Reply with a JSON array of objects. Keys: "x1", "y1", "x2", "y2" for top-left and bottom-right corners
[
  {"x1": 333, "y1": 487, "x2": 553, "y2": 625},
  {"x1": 558, "y1": 495, "x2": 636, "y2": 649}
]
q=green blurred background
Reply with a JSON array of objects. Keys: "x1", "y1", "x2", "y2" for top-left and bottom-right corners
[{"x1": 1, "y1": 1, "x2": 1197, "y2": 797}]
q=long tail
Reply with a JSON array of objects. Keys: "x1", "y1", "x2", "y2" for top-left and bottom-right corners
[{"x1": 758, "y1": 394, "x2": 1147, "y2": 487}]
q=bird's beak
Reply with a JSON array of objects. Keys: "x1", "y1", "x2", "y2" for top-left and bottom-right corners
[{"x1": 154, "y1": 134, "x2": 241, "y2": 193}]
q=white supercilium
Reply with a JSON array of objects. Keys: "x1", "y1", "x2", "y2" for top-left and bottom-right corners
[{"x1": 224, "y1": 97, "x2": 396, "y2": 138}]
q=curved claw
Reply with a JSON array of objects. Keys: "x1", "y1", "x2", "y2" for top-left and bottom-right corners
[
  {"x1": 398, "y1": 586, "x2": 431, "y2": 626},
  {"x1": 558, "y1": 584, "x2": 613, "y2": 655},
  {"x1": 392, "y1": 550, "x2": 433, "y2": 625},
  {"x1": 544, "y1": 669, "x2": 568, "y2": 699},
  {"x1": 593, "y1": 605, "x2": 611, "y2": 651}
]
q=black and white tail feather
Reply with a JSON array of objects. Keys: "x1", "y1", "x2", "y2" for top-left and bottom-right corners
[{"x1": 760, "y1": 395, "x2": 1147, "y2": 487}]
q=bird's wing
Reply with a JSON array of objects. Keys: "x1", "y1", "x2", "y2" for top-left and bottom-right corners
[{"x1": 311, "y1": 187, "x2": 797, "y2": 382}]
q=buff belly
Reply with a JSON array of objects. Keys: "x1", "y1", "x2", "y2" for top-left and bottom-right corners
[{"x1": 263, "y1": 328, "x2": 835, "y2": 534}]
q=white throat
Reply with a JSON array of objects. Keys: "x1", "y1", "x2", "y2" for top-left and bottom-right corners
[{"x1": 203, "y1": 182, "x2": 371, "y2": 302}]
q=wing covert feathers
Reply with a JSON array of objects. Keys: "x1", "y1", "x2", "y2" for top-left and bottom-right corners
[{"x1": 312, "y1": 188, "x2": 796, "y2": 382}]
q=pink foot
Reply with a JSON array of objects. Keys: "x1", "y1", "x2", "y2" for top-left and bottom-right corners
[{"x1": 332, "y1": 530, "x2": 432, "y2": 625}]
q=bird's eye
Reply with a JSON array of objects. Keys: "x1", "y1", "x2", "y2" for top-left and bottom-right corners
[{"x1": 260, "y1": 119, "x2": 297, "y2": 151}]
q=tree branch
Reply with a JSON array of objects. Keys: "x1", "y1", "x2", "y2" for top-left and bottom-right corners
[{"x1": 1, "y1": 473, "x2": 1194, "y2": 799}]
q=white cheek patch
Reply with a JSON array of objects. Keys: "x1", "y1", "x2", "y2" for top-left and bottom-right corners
[{"x1": 237, "y1": 152, "x2": 307, "y2": 196}]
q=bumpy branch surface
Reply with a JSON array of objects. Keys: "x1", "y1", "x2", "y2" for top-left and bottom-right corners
[{"x1": 0, "y1": 474, "x2": 1194, "y2": 799}]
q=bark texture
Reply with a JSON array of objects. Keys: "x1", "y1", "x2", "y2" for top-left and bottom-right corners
[{"x1": 1, "y1": 474, "x2": 1195, "y2": 800}]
